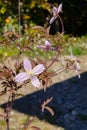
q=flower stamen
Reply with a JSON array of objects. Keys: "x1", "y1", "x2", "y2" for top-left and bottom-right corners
[{"x1": 28, "y1": 70, "x2": 34, "y2": 76}]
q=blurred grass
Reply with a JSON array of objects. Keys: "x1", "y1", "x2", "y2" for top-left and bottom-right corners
[
  {"x1": 0, "y1": 45, "x2": 19, "y2": 58},
  {"x1": 0, "y1": 34, "x2": 87, "y2": 59},
  {"x1": 62, "y1": 34, "x2": 87, "y2": 56}
]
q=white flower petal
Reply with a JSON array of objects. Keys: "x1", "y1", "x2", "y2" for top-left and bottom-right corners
[
  {"x1": 50, "y1": 17, "x2": 56, "y2": 24},
  {"x1": 45, "y1": 40, "x2": 51, "y2": 47},
  {"x1": 15, "y1": 72, "x2": 29, "y2": 83},
  {"x1": 31, "y1": 76, "x2": 40, "y2": 87},
  {"x1": 73, "y1": 62, "x2": 80, "y2": 71},
  {"x1": 75, "y1": 70, "x2": 81, "y2": 78},
  {"x1": 33, "y1": 64, "x2": 45, "y2": 75},
  {"x1": 37, "y1": 45, "x2": 46, "y2": 49},
  {"x1": 24, "y1": 59, "x2": 32, "y2": 72},
  {"x1": 58, "y1": 3, "x2": 62, "y2": 13},
  {"x1": 76, "y1": 63, "x2": 80, "y2": 70},
  {"x1": 53, "y1": 7, "x2": 58, "y2": 15}
]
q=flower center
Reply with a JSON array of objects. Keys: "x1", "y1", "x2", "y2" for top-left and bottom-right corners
[
  {"x1": 29, "y1": 70, "x2": 34, "y2": 76},
  {"x1": 53, "y1": 13, "x2": 56, "y2": 17}
]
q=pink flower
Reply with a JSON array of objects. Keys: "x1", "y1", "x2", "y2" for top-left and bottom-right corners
[
  {"x1": 50, "y1": 3, "x2": 62, "y2": 24},
  {"x1": 15, "y1": 59, "x2": 45, "y2": 87},
  {"x1": 70, "y1": 49, "x2": 80, "y2": 78},
  {"x1": 37, "y1": 40, "x2": 56, "y2": 52},
  {"x1": 45, "y1": 40, "x2": 52, "y2": 47}
]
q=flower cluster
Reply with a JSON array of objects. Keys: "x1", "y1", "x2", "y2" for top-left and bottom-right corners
[
  {"x1": 37, "y1": 40, "x2": 56, "y2": 52},
  {"x1": 70, "y1": 49, "x2": 80, "y2": 78},
  {"x1": 50, "y1": 3, "x2": 63, "y2": 24}
]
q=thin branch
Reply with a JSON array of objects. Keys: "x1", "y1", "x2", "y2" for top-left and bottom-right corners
[{"x1": 18, "y1": 0, "x2": 21, "y2": 35}]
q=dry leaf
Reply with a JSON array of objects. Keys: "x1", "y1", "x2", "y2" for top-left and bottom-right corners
[
  {"x1": 31, "y1": 126, "x2": 41, "y2": 130},
  {"x1": 41, "y1": 97, "x2": 54, "y2": 116},
  {"x1": 45, "y1": 106, "x2": 54, "y2": 116}
]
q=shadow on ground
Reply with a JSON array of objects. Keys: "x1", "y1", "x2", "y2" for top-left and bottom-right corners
[{"x1": 1, "y1": 71, "x2": 87, "y2": 130}]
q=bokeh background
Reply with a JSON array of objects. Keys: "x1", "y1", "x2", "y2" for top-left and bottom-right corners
[{"x1": 0, "y1": 0, "x2": 87, "y2": 36}]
